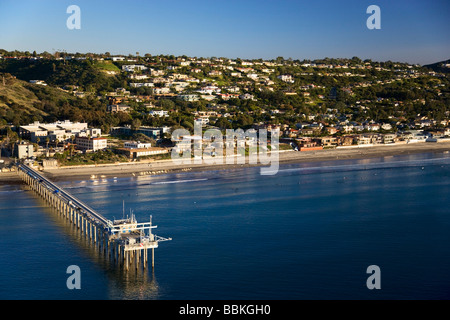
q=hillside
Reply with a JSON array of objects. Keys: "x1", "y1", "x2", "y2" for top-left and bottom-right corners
[
  {"x1": 0, "y1": 74, "x2": 41, "y2": 110},
  {"x1": 0, "y1": 72, "x2": 111, "y2": 129},
  {"x1": 0, "y1": 50, "x2": 448, "y2": 136},
  {"x1": 0, "y1": 58, "x2": 124, "y2": 93},
  {"x1": 424, "y1": 59, "x2": 450, "y2": 73}
]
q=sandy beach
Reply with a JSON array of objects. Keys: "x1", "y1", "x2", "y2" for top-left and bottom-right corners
[{"x1": 0, "y1": 141, "x2": 444, "y2": 183}]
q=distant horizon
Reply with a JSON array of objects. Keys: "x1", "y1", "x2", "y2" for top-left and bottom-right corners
[
  {"x1": 1, "y1": 0, "x2": 449, "y2": 66},
  {"x1": 2, "y1": 47, "x2": 448, "y2": 66}
]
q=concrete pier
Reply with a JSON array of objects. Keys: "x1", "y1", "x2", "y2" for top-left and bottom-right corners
[{"x1": 17, "y1": 164, "x2": 171, "y2": 271}]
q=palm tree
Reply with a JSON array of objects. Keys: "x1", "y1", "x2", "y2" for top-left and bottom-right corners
[
  {"x1": 69, "y1": 144, "x2": 75, "y2": 158},
  {"x1": 45, "y1": 137, "x2": 50, "y2": 157}
]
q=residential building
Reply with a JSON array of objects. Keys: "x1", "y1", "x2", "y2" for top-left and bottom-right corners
[
  {"x1": 178, "y1": 94, "x2": 199, "y2": 102},
  {"x1": 208, "y1": 70, "x2": 222, "y2": 77},
  {"x1": 325, "y1": 127, "x2": 339, "y2": 135},
  {"x1": 239, "y1": 93, "x2": 254, "y2": 100},
  {"x1": 130, "y1": 82, "x2": 154, "y2": 88},
  {"x1": 122, "y1": 65, "x2": 148, "y2": 72},
  {"x1": 153, "y1": 87, "x2": 171, "y2": 94},
  {"x1": 277, "y1": 74, "x2": 295, "y2": 83},
  {"x1": 149, "y1": 110, "x2": 169, "y2": 117},
  {"x1": 314, "y1": 137, "x2": 338, "y2": 147},
  {"x1": 107, "y1": 104, "x2": 131, "y2": 113},
  {"x1": 128, "y1": 74, "x2": 149, "y2": 80},
  {"x1": 195, "y1": 117, "x2": 210, "y2": 126},
  {"x1": 29, "y1": 80, "x2": 47, "y2": 86}
]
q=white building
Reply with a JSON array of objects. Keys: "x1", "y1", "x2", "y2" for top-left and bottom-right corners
[
  {"x1": 20, "y1": 120, "x2": 90, "y2": 143},
  {"x1": 122, "y1": 65, "x2": 148, "y2": 72},
  {"x1": 14, "y1": 141, "x2": 34, "y2": 159},
  {"x1": 29, "y1": 80, "x2": 47, "y2": 86},
  {"x1": 277, "y1": 74, "x2": 295, "y2": 83},
  {"x1": 128, "y1": 74, "x2": 149, "y2": 80},
  {"x1": 178, "y1": 94, "x2": 199, "y2": 102},
  {"x1": 130, "y1": 82, "x2": 154, "y2": 88},
  {"x1": 149, "y1": 110, "x2": 169, "y2": 117},
  {"x1": 153, "y1": 87, "x2": 171, "y2": 94},
  {"x1": 124, "y1": 141, "x2": 152, "y2": 149},
  {"x1": 239, "y1": 93, "x2": 254, "y2": 100},
  {"x1": 75, "y1": 136, "x2": 108, "y2": 152},
  {"x1": 194, "y1": 117, "x2": 210, "y2": 126}
]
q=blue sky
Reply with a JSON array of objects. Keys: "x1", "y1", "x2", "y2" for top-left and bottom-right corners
[{"x1": 0, "y1": 0, "x2": 449, "y2": 64}]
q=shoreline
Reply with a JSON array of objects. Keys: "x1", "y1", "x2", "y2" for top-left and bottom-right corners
[{"x1": 2, "y1": 142, "x2": 450, "y2": 183}]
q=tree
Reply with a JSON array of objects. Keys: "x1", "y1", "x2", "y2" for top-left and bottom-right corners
[
  {"x1": 45, "y1": 137, "x2": 50, "y2": 155},
  {"x1": 215, "y1": 117, "x2": 232, "y2": 129},
  {"x1": 131, "y1": 118, "x2": 142, "y2": 131}
]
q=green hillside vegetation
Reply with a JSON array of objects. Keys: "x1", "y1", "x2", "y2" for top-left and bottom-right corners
[
  {"x1": 93, "y1": 60, "x2": 121, "y2": 73},
  {"x1": 424, "y1": 59, "x2": 450, "y2": 73},
  {"x1": 0, "y1": 74, "x2": 41, "y2": 111},
  {"x1": 0, "y1": 50, "x2": 449, "y2": 137},
  {"x1": 0, "y1": 72, "x2": 125, "y2": 132},
  {"x1": 0, "y1": 58, "x2": 125, "y2": 93}
]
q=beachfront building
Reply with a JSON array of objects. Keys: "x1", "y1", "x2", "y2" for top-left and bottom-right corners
[
  {"x1": 75, "y1": 136, "x2": 108, "y2": 152},
  {"x1": 115, "y1": 147, "x2": 168, "y2": 159}
]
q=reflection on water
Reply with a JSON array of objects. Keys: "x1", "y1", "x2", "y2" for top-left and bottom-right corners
[{"x1": 107, "y1": 268, "x2": 159, "y2": 300}]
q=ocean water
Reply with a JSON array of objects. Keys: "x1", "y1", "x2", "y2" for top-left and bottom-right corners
[{"x1": 1, "y1": 152, "x2": 450, "y2": 300}]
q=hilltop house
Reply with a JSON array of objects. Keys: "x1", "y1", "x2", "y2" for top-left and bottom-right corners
[{"x1": 107, "y1": 104, "x2": 131, "y2": 113}]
